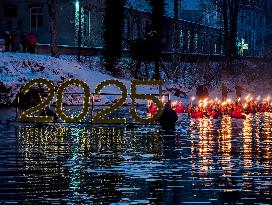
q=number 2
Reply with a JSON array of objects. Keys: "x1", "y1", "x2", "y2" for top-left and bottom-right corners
[
  {"x1": 93, "y1": 80, "x2": 127, "y2": 123},
  {"x1": 18, "y1": 78, "x2": 55, "y2": 122}
]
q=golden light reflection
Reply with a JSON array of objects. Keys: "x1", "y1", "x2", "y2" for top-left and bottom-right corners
[
  {"x1": 17, "y1": 125, "x2": 129, "y2": 200},
  {"x1": 243, "y1": 115, "x2": 253, "y2": 169},
  {"x1": 256, "y1": 112, "x2": 272, "y2": 178},
  {"x1": 11, "y1": 113, "x2": 272, "y2": 202},
  {"x1": 190, "y1": 118, "x2": 213, "y2": 176},
  {"x1": 219, "y1": 116, "x2": 232, "y2": 175},
  {"x1": 124, "y1": 128, "x2": 163, "y2": 157}
]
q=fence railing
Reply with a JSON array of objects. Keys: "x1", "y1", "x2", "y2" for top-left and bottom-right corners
[{"x1": 14, "y1": 92, "x2": 170, "y2": 124}]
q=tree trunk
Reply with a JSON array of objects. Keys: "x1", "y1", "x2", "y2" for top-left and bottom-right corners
[
  {"x1": 154, "y1": 60, "x2": 160, "y2": 80},
  {"x1": 222, "y1": 0, "x2": 229, "y2": 58},
  {"x1": 229, "y1": 0, "x2": 238, "y2": 58},
  {"x1": 222, "y1": 0, "x2": 239, "y2": 59},
  {"x1": 172, "y1": 0, "x2": 180, "y2": 79},
  {"x1": 150, "y1": 0, "x2": 165, "y2": 80},
  {"x1": 173, "y1": 0, "x2": 180, "y2": 51},
  {"x1": 77, "y1": 3, "x2": 82, "y2": 62},
  {"x1": 103, "y1": 0, "x2": 125, "y2": 74},
  {"x1": 135, "y1": 60, "x2": 141, "y2": 79},
  {"x1": 48, "y1": 0, "x2": 58, "y2": 58}
]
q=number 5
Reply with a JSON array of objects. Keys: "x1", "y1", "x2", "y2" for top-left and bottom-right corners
[{"x1": 130, "y1": 80, "x2": 164, "y2": 124}]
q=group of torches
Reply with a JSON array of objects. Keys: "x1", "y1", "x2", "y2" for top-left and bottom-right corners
[{"x1": 147, "y1": 95, "x2": 272, "y2": 119}]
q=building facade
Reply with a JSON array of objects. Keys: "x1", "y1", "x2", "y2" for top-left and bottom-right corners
[
  {"x1": 0, "y1": 0, "x2": 233, "y2": 56},
  {"x1": 0, "y1": 0, "x2": 76, "y2": 45},
  {"x1": 182, "y1": 0, "x2": 269, "y2": 57},
  {"x1": 264, "y1": 0, "x2": 272, "y2": 56},
  {"x1": 237, "y1": 0, "x2": 267, "y2": 56}
]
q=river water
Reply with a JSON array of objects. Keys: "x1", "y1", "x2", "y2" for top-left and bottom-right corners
[{"x1": 0, "y1": 109, "x2": 272, "y2": 204}]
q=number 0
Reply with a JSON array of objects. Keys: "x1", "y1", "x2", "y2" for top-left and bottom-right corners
[{"x1": 55, "y1": 79, "x2": 90, "y2": 122}]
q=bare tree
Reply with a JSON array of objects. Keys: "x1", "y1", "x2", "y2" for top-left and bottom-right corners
[
  {"x1": 222, "y1": 0, "x2": 238, "y2": 58},
  {"x1": 103, "y1": 0, "x2": 125, "y2": 74},
  {"x1": 150, "y1": 0, "x2": 165, "y2": 80},
  {"x1": 47, "y1": 0, "x2": 59, "y2": 58},
  {"x1": 77, "y1": 2, "x2": 82, "y2": 61},
  {"x1": 200, "y1": 0, "x2": 264, "y2": 59},
  {"x1": 263, "y1": 1, "x2": 272, "y2": 57},
  {"x1": 173, "y1": 0, "x2": 180, "y2": 50},
  {"x1": 172, "y1": 0, "x2": 181, "y2": 77}
]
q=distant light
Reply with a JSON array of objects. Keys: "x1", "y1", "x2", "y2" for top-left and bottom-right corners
[
  {"x1": 75, "y1": 1, "x2": 79, "y2": 12},
  {"x1": 238, "y1": 38, "x2": 249, "y2": 56}
]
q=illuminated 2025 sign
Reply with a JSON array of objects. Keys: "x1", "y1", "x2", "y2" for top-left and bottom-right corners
[{"x1": 18, "y1": 78, "x2": 164, "y2": 124}]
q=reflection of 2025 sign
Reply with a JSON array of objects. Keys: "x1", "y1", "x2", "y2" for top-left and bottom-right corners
[{"x1": 18, "y1": 78, "x2": 164, "y2": 124}]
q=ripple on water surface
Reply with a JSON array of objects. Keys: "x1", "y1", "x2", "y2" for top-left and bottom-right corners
[{"x1": 0, "y1": 113, "x2": 272, "y2": 204}]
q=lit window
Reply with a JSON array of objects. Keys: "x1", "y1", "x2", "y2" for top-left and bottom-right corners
[
  {"x1": 179, "y1": 29, "x2": 183, "y2": 48},
  {"x1": 123, "y1": 18, "x2": 129, "y2": 37},
  {"x1": 194, "y1": 33, "x2": 199, "y2": 51},
  {"x1": 30, "y1": 7, "x2": 43, "y2": 33},
  {"x1": 84, "y1": 10, "x2": 92, "y2": 36},
  {"x1": 187, "y1": 30, "x2": 191, "y2": 51}
]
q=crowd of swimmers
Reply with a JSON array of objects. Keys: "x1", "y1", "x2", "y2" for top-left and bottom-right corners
[
  {"x1": 150, "y1": 95, "x2": 272, "y2": 120},
  {"x1": 150, "y1": 83, "x2": 272, "y2": 131}
]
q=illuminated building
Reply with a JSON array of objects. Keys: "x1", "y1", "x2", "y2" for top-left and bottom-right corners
[{"x1": 0, "y1": 0, "x2": 222, "y2": 56}]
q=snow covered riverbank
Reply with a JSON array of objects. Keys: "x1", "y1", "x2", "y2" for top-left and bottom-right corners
[
  {"x1": 0, "y1": 52, "x2": 271, "y2": 106},
  {"x1": 0, "y1": 53, "x2": 169, "y2": 105}
]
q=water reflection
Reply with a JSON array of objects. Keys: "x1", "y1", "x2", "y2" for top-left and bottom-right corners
[{"x1": 0, "y1": 114, "x2": 272, "y2": 204}]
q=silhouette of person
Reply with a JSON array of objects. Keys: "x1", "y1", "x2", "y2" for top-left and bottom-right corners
[
  {"x1": 157, "y1": 101, "x2": 178, "y2": 131},
  {"x1": 221, "y1": 83, "x2": 229, "y2": 100},
  {"x1": 196, "y1": 84, "x2": 209, "y2": 100},
  {"x1": 235, "y1": 84, "x2": 244, "y2": 99},
  {"x1": 20, "y1": 32, "x2": 28, "y2": 53}
]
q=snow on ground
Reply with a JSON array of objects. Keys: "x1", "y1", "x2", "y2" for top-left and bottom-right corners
[
  {"x1": 0, "y1": 53, "x2": 117, "y2": 87},
  {"x1": 0, "y1": 52, "x2": 271, "y2": 106},
  {"x1": 0, "y1": 52, "x2": 168, "y2": 105}
]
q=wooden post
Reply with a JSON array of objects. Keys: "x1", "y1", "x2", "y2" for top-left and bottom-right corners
[
  {"x1": 159, "y1": 84, "x2": 162, "y2": 99},
  {"x1": 90, "y1": 95, "x2": 94, "y2": 123},
  {"x1": 16, "y1": 96, "x2": 19, "y2": 120}
]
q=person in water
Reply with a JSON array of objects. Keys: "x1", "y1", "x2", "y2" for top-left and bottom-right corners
[
  {"x1": 221, "y1": 83, "x2": 229, "y2": 101},
  {"x1": 175, "y1": 100, "x2": 185, "y2": 114},
  {"x1": 235, "y1": 84, "x2": 244, "y2": 99},
  {"x1": 196, "y1": 84, "x2": 209, "y2": 100},
  {"x1": 157, "y1": 101, "x2": 178, "y2": 131}
]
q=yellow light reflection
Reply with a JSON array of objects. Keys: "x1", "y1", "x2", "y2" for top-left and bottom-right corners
[
  {"x1": 219, "y1": 116, "x2": 232, "y2": 175},
  {"x1": 191, "y1": 118, "x2": 213, "y2": 177}
]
